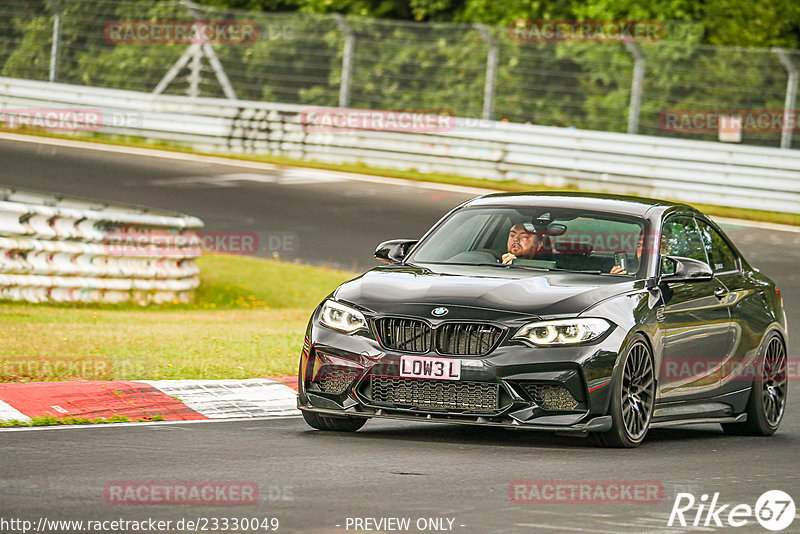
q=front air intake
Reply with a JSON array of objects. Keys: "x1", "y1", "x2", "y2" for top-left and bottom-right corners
[
  {"x1": 314, "y1": 368, "x2": 360, "y2": 395},
  {"x1": 523, "y1": 383, "x2": 579, "y2": 411},
  {"x1": 435, "y1": 323, "x2": 503, "y2": 356},
  {"x1": 374, "y1": 318, "x2": 431, "y2": 353},
  {"x1": 370, "y1": 375, "x2": 500, "y2": 410}
]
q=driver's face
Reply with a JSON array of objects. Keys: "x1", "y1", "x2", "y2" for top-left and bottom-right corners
[{"x1": 508, "y1": 229, "x2": 537, "y2": 256}]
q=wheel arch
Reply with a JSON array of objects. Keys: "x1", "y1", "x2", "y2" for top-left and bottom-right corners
[{"x1": 599, "y1": 328, "x2": 657, "y2": 416}]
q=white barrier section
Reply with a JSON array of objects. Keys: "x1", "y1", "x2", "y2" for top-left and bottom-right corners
[
  {"x1": 1, "y1": 76, "x2": 800, "y2": 214},
  {"x1": 0, "y1": 188, "x2": 203, "y2": 304}
]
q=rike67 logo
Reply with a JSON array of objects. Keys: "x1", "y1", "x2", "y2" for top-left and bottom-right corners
[{"x1": 668, "y1": 490, "x2": 795, "y2": 531}]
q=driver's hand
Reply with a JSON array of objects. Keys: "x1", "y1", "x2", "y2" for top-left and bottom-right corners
[
  {"x1": 610, "y1": 265, "x2": 627, "y2": 274},
  {"x1": 501, "y1": 253, "x2": 516, "y2": 265}
]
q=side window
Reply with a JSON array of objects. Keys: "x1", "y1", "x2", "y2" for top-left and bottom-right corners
[
  {"x1": 660, "y1": 216, "x2": 708, "y2": 275},
  {"x1": 696, "y1": 219, "x2": 739, "y2": 273}
]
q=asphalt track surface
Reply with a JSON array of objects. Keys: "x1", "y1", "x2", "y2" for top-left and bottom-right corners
[{"x1": 1, "y1": 134, "x2": 800, "y2": 533}]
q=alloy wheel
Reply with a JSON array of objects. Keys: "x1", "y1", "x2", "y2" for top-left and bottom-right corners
[
  {"x1": 622, "y1": 342, "x2": 655, "y2": 440},
  {"x1": 762, "y1": 337, "x2": 787, "y2": 426}
]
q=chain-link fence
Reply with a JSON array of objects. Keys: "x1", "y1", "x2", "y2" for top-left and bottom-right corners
[{"x1": 1, "y1": 0, "x2": 799, "y2": 149}]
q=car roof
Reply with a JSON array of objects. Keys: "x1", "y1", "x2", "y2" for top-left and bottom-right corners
[{"x1": 464, "y1": 191, "x2": 694, "y2": 218}]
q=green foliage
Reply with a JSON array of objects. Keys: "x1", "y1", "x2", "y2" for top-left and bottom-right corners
[
  {"x1": 341, "y1": 18, "x2": 487, "y2": 115},
  {"x1": 701, "y1": 0, "x2": 800, "y2": 48},
  {"x1": 0, "y1": 0, "x2": 797, "y2": 147},
  {"x1": 1, "y1": 9, "x2": 52, "y2": 81}
]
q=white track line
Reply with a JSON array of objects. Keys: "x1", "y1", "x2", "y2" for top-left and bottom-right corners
[{"x1": 0, "y1": 414, "x2": 302, "y2": 432}]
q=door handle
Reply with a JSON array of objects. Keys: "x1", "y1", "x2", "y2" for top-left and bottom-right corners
[{"x1": 714, "y1": 286, "x2": 728, "y2": 299}]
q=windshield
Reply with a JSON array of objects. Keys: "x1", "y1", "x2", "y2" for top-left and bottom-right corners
[{"x1": 408, "y1": 207, "x2": 647, "y2": 277}]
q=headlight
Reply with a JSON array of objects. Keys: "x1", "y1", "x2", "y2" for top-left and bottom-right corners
[
  {"x1": 319, "y1": 300, "x2": 367, "y2": 333},
  {"x1": 513, "y1": 318, "x2": 612, "y2": 346}
]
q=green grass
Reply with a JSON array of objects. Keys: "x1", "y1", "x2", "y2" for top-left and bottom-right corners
[
  {"x1": 0, "y1": 254, "x2": 356, "y2": 382},
  {"x1": 194, "y1": 254, "x2": 352, "y2": 309},
  {"x1": 0, "y1": 414, "x2": 165, "y2": 427},
  {"x1": 5, "y1": 128, "x2": 799, "y2": 226}
]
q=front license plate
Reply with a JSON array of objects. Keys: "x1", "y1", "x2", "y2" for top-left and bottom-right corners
[{"x1": 399, "y1": 355, "x2": 461, "y2": 380}]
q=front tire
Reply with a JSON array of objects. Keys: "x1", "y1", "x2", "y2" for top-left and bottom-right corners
[
  {"x1": 722, "y1": 333, "x2": 787, "y2": 436},
  {"x1": 594, "y1": 335, "x2": 655, "y2": 448},
  {"x1": 301, "y1": 410, "x2": 367, "y2": 432}
]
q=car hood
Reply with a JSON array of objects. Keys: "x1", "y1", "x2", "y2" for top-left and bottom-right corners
[{"x1": 333, "y1": 263, "x2": 636, "y2": 318}]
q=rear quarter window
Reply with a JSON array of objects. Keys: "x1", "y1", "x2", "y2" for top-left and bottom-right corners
[{"x1": 696, "y1": 219, "x2": 739, "y2": 273}]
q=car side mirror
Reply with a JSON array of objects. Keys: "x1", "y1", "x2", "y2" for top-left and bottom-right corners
[
  {"x1": 660, "y1": 255, "x2": 713, "y2": 283},
  {"x1": 374, "y1": 239, "x2": 418, "y2": 264}
]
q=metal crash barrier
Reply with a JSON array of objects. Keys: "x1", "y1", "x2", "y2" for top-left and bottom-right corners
[
  {"x1": 1, "y1": 77, "x2": 800, "y2": 214},
  {"x1": 0, "y1": 189, "x2": 203, "y2": 304}
]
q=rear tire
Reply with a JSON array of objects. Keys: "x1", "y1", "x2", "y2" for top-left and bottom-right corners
[
  {"x1": 593, "y1": 335, "x2": 655, "y2": 448},
  {"x1": 301, "y1": 410, "x2": 367, "y2": 432},
  {"x1": 722, "y1": 332, "x2": 787, "y2": 436}
]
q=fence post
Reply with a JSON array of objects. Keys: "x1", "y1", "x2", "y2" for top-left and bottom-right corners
[
  {"x1": 475, "y1": 24, "x2": 498, "y2": 121},
  {"x1": 332, "y1": 14, "x2": 354, "y2": 108},
  {"x1": 624, "y1": 41, "x2": 645, "y2": 135},
  {"x1": 178, "y1": 0, "x2": 237, "y2": 100},
  {"x1": 188, "y1": 46, "x2": 201, "y2": 98},
  {"x1": 47, "y1": 0, "x2": 61, "y2": 82},
  {"x1": 774, "y1": 48, "x2": 798, "y2": 149}
]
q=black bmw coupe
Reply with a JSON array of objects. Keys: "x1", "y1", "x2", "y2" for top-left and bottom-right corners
[{"x1": 297, "y1": 192, "x2": 788, "y2": 447}]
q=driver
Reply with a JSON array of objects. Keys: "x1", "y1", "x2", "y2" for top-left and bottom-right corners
[{"x1": 502, "y1": 223, "x2": 543, "y2": 264}]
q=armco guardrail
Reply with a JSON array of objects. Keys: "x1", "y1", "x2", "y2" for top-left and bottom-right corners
[
  {"x1": 0, "y1": 188, "x2": 203, "y2": 304},
  {"x1": 2, "y1": 77, "x2": 800, "y2": 214}
]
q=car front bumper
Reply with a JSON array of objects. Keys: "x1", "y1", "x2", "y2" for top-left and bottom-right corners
[{"x1": 297, "y1": 317, "x2": 628, "y2": 433}]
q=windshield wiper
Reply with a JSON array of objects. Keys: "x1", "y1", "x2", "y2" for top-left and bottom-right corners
[
  {"x1": 490, "y1": 263, "x2": 553, "y2": 272},
  {"x1": 421, "y1": 262, "x2": 553, "y2": 271},
  {"x1": 423, "y1": 262, "x2": 611, "y2": 274},
  {"x1": 445, "y1": 262, "x2": 515, "y2": 269}
]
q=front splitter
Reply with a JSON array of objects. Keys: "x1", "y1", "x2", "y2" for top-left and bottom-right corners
[{"x1": 299, "y1": 406, "x2": 612, "y2": 433}]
